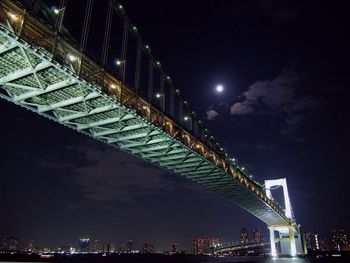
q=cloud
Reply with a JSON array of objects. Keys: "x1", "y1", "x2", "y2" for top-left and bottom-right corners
[
  {"x1": 206, "y1": 109, "x2": 219, "y2": 120},
  {"x1": 36, "y1": 142, "x2": 214, "y2": 208},
  {"x1": 230, "y1": 70, "x2": 300, "y2": 115},
  {"x1": 230, "y1": 69, "x2": 319, "y2": 140},
  {"x1": 230, "y1": 102, "x2": 254, "y2": 115}
]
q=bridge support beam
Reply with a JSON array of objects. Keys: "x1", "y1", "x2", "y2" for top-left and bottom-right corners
[
  {"x1": 265, "y1": 178, "x2": 305, "y2": 257},
  {"x1": 267, "y1": 224, "x2": 305, "y2": 257},
  {"x1": 269, "y1": 226, "x2": 277, "y2": 257}
]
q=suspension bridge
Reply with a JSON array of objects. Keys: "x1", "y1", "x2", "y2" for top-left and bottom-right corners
[{"x1": 0, "y1": 0, "x2": 306, "y2": 256}]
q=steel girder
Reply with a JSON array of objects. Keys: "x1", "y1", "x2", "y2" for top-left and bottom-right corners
[{"x1": 0, "y1": 16, "x2": 289, "y2": 226}]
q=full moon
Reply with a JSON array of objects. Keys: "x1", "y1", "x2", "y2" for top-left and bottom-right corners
[{"x1": 216, "y1": 84, "x2": 224, "y2": 93}]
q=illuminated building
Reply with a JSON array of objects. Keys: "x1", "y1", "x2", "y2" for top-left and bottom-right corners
[
  {"x1": 253, "y1": 228, "x2": 262, "y2": 243},
  {"x1": 331, "y1": 229, "x2": 348, "y2": 251},
  {"x1": 126, "y1": 240, "x2": 133, "y2": 252},
  {"x1": 192, "y1": 237, "x2": 219, "y2": 255},
  {"x1": 79, "y1": 235, "x2": 90, "y2": 252},
  {"x1": 1, "y1": 236, "x2": 18, "y2": 251},
  {"x1": 240, "y1": 228, "x2": 249, "y2": 244},
  {"x1": 304, "y1": 232, "x2": 320, "y2": 250},
  {"x1": 304, "y1": 232, "x2": 331, "y2": 251}
]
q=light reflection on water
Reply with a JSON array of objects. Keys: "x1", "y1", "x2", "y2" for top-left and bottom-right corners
[{"x1": 1, "y1": 256, "x2": 349, "y2": 263}]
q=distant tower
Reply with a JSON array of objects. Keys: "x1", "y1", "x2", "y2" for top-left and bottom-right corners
[
  {"x1": 79, "y1": 236, "x2": 90, "y2": 252},
  {"x1": 253, "y1": 228, "x2": 262, "y2": 243},
  {"x1": 240, "y1": 228, "x2": 249, "y2": 244}
]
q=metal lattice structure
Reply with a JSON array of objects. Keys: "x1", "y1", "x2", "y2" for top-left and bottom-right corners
[{"x1": 0, "y1": 0, "x2": 292, "y2": 226}]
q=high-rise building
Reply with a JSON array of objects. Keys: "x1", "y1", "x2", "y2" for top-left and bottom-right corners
[
  {"x1": 253, "y1": 228, "x2": 262, "y2": 243},
  {"x1": 331, "y1": 229, "x2": 348, "y2": 251},
  {"x1": 126, "y1": 240, "x2": 133, "y2": 252},
  {"x1": 142, "y1": 242, "x2": 154, "y2": 254},
  {"x1": 92, "y1": 240, "x2": 101, "y2": 252},
  {"x1": 192, "y1": 237, "x2": 219, "y2": 255},
  {"x1": 171, "y1": 242, "x2": 179, "y2": 254},
  {"x1": 25, "y1": 239, "x2": 34, "y2": 252},
  {"x1": 109, "y1": 241, "x2": 117, "y2": 253},
  {"x1": 1, "y1": 237, "x2": 18, "y2": 251},
  {"x1": 240, "y1": 228, "x2": 249, "y2": 244},
  {"x1": 79, "y1": 236, "x2": 90, "y2": 252},
  {"x1": 304, "y1": 232, "x2": 320, "y2": 250},
  {"x1": 304, "y1": 232, "x2": 330, "y2": 251}
]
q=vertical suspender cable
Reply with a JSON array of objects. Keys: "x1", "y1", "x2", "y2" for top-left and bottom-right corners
[
  {"x1": 80, "y1": 0, "x2": 93, "y2": 51},
  {"x1": 194, "y1": 119, "x2": 198, "y2": 136},
  {"x1": 55, "y1": 0, "x2": 67, "y2": 32},
  {"x1": 52, "y1": 0, "x2": 67, "y2": 58},
  {"x1": 160, "y1": 75, "x2": 164, "y2": 111},
  {"x1": 134, "y1": 41, "x2": 141, "y2": 90},
  {"x1": 179, "y1": 100, "x2": 183, "y2": 123},
  {"x1": 170, "y1": 88, "x2": 174, "y2": 117},
  {"x1": 101, "y1": 0, "x2": 113, "y2": 67},
  {"x1": 119, "y1": 19, "x2": 128, "y2": 82},
  {"x1": 32, "y1": 0, "x2": 40, "y2": 15},
  {"x1": 148, "y1": 60, "x2": 153, "y2": 101},
  {"x1": 79, "y1": 0, "x2": 94, "y2": 75}
]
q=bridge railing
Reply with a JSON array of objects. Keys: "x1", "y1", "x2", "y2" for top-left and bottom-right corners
[{"x1": 0, "y1": 0, "x2": 289, "y2": 222}]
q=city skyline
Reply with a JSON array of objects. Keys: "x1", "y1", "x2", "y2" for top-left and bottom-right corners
[
  {"x1": 0, "y1": 0, "x2": 349, "y2": 254},
  {"x1": 1, "y1": 227, "x2": 348, "y2": 253}
]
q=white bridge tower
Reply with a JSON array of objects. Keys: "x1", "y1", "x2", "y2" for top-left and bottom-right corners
[{"x1": 265, "y1": 178, "x2": 307, "y2": 257}]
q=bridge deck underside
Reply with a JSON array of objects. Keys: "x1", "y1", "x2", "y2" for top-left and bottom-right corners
[{"x1": 0, "y1": 21, "x2": 287, "y2": 226}]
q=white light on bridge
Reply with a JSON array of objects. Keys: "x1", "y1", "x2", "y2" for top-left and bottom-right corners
[
  {"x1": 67, "y1": 54, "x2": 77, "y2": 62},
  {"x1": 52, "y1": 7, "x2": 65, "y2": 15},
  {"x1": 8, "y1": 12, "x2": 18, "y2": 21}
]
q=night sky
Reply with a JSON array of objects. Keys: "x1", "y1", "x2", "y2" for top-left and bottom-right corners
[{"x1": 0, "y1": 0, "x2": 349, "y2": 252}]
